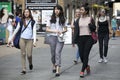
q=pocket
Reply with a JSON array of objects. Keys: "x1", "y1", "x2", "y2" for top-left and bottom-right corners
[{"x1": 44, "y1": 33, "x2": 50, "y2": 44}]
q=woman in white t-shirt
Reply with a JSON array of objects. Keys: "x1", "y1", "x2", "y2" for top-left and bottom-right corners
[
  {"x1": 6, "y1": 15, "x2": 14, "y2": 47},
  {"x1": 46, "y1": 5, "x2": 67, "y2": 77},
  {"x1": 8, "y1": 9, "x2": 36, "y2": 74}
]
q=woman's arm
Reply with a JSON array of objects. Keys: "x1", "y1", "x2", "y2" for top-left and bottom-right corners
[
  {"x1": 61, "y1": 27, "x2": 67, "y2": 34},
  {"x1": 33, "y1": 22, "x2": 36, "y2": 44},
  {"x1": 46, "y1": 26, "x2": 58, "y2": 33},
  {"x1": 46, "y1": 19, "x2": 58, "y2": 33}
]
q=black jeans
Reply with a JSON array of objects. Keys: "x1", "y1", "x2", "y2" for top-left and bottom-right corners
[
  {"x1": 77, "y1": 35, "x2": 93, "y2": 72},
  {"x1": 98, "y1": 33, "x2": 109, "y2": 59}
]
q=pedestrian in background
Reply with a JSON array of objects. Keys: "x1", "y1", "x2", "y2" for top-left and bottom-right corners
[
  {"x1": 8, "y1": 9, "x2": 36, "y2": 74},
  {"x1": 97, "y1": 9, "x2": 110, "y2": 63},
  {"x1": 71, "y1": 8, "x2": 81, "y2": 64},
  {"x1": 111, "y1": 15, "x2": 117, "y2": 39},
  {"x1": 73, "y1": 4, "x2": 95, "y2": 78},
  {"x1": 0, "y1": 8, "x2": 8, "y2": 26},
  {"x1": 15, "y1": 11, "x2": 21, "y2": 27},
  {"x1": 6, "y1": 13, "x2": 14, "y2": 47},
  {"x1": 46, "y1": 5, "x2": 67, "y2": 77}
]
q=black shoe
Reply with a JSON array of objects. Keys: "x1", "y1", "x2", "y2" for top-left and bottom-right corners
[
  {"x1": 29, "y1": 64, "x2": 33, "y2": 70},
  {"x1": 21, "y1": 71, "x2": 26, "y2": 74},
  {"x1": 55, "y1": 73, "x2": 60, "y2": 77},
  {"x1": 74, "y1": 60, "x2": 78, "y2": 64},
  {"x1": 52, "y1": 69, "x2": 56, "y2": 73}
]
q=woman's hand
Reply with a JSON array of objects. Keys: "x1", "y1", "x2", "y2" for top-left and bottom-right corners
[
  {"x1": 58, "y1": 31, "x2": 62, "y2": 35},
  {"x1": 33, "y1": 42, "x2": 36, "y2": 47}
]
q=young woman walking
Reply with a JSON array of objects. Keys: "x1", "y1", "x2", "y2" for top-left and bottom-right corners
[
  {"x1": 97, "y1": 9, "x2": 110, "y2": 63},
  {"x1": 8, "y1": 9, "x2": 36, "y2": 74},
  {"x1": 71, "y1": 8, "x2": 81, "y2": 64},
  {"x1": 46, "y1": 5, "x2": 67, "y2": 77},
  {"x1": 73, "y1": 4, "x2": 95, "y2": 78}
]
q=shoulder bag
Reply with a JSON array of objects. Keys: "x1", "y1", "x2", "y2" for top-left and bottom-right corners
[
  {"x1": 89, "y1": 18, "x2": 98, "y2": 44},
  {"x1": 13, "y1": 20, "x2": 31, "y2": 49}
]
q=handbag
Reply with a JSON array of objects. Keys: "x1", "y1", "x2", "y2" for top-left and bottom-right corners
[
  {"x1": 89, "y1": 18, "x2": 98, "y2": 44},
  {"x1": 13, "y1": 20, "x2": 31, "y2": 49},
  {"x1": 91, "y1": 32, "x2": 98, "y2": 44},
  {"x1": 44, "y1": 32, "x2": 50, "y2": 44}
]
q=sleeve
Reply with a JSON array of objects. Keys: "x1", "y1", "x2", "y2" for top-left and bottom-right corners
[
  {"x1": 64, "y1": 20, "x2": 68, "y2": 27},
  {"x1": 46, "y1": 19, "x2": 51, "y2": 27},
  {"x1": 71, "y1": 19, "x2": 75, "y2": 28},
  {"x1": 107, "y1": 16, "x2": 110, "y2": 21},
  {"x1": 9, "y1": 22, "x2": 20, "y2": 41},
  {"x1": 33, "y1": 22, "x2": 36, "y2": 43}
]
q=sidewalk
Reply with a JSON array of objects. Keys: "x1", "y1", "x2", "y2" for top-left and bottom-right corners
[
  {"x1": 0, "y1": 36, "x2": 48, "y2": 58},
  {"x1": 0, "y1": 37, "x2": 120, "y2": 80}
]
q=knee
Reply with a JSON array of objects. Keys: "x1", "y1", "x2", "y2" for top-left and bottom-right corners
[
  {"x1": 104, "y1": 43, "x2": 108, "y2": 47},
  {"x1": 21, "y1": 52, "x2": 26, "y2": 57}
]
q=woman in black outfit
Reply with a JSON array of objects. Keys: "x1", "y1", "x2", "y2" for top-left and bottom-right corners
[
  {"x1": 73, "y1": 4, "x2": 96, "y2": 78},
  {"x1": 97, "y1": 9, "x2": 110, "y2": 63}
]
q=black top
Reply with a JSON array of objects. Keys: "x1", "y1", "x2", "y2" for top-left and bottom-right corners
[{"x1": 98, "y1": 20, "x2": 109, "y2": 34}]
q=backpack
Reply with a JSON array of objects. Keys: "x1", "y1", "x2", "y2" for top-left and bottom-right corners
[{"x1": 13, "y1": 20, "x2": 35, "y2": 49}]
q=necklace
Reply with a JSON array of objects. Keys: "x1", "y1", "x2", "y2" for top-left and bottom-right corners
[{"x1": 99, "y1": 16, "x2": 107, "y2": 22}]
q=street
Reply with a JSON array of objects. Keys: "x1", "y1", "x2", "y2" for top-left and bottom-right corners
[{"x1": 0, "y1": 36, "x2": 120, "y2": 80}]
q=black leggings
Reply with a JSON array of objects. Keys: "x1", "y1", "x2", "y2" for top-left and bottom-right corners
[
  {"x1": 98, "y1": 33, "x2": 109, "y2": 59},
  {"x1": 77, "y1": 35, "x2": 93, "y2": 72}
]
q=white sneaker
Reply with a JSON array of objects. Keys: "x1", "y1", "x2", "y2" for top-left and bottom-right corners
[
  {"x1": 103, "y1": 57, "x2": 108, "y2": 63},
  {"x1": 98, "y1": 58, "x2": 103, "y2": 63}
]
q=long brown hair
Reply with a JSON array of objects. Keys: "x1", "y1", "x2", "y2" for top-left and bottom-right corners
[{"x1": 22, "y1": 8, "x2": 33, "y2": 27}]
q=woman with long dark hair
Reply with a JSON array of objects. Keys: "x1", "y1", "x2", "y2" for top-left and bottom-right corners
[
  {"x1": 73, "y1": 4, "x2": 95, "y2": 78},
  {"x1": 0, "y1": 8, "x2": 8, "y2": 27},
  {"x1": 46, "y1": 5, "x2": 67, "y2": 77},
  {"x1": 8, "y1": 9, "x2": 36, "y2": 74},
  {"x1": 0, "y1": 8, "x2": 5, "y2": 19}
]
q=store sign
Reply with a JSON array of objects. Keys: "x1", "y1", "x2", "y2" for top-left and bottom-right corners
[
  {"x1": 27, "y1": 0, "x2": 56, "y2": 3},
  {"x1": 27, "y1": 6, "x2": 54, "y2": 10},
  {"x1": 0, "y1": 2, "x2": 11, "y2": 13},
  {"x1": 26, "y1": 0, "x2": 57, "y2": 10},
  {"x1": 26, "y1": 0, "x2": 57, "y2": 4}
]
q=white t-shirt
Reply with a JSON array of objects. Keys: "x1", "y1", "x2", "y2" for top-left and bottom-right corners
[
  {"x1": 7, "y1": 18, "x2": 13, "y2": 32},
  {"x1": 10, "y1": 20, "x2": 37, "y2": 43},
  {"x1": 46, "y1": 17, "x2": 67, "y2": 36}
]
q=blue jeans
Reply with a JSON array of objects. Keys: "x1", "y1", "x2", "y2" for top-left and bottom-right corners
[
  {"x1": 112, "y1": 27, "x2": 117, "y2": 38},
  {"x1": 76, "y1": 49, "x2": 80, "y2": 61}
]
